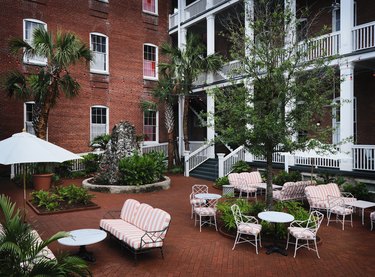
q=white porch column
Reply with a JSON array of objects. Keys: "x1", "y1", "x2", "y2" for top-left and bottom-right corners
[
  {"x1": 340, "y1": 0, "x2": 354, "y2": 55},
  {"x1": 178, "y1": 27, "x2": 187, "y2": 157},
  {"x1": 284, "y1": 0, "x2": 296, "y2": 46},
  {"x1": 206, "y1": 14, "x2": 216, "y2": 158},
  {"x1": 206, "y1": 0, "x2": 213, "y2": 9},
  {"x1": 244, "y1": 0, "x2": 254, "y2": 55},
  {"x1": 339, "y1": 62, "x2": 354, "y2": 171}
]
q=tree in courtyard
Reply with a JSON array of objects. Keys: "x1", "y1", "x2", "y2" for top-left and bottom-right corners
[
  {"x1": 0, "y1": 194, "x2": 90, "y2": 276},
  {"x1": 152, "y1": 73, "x2": 179, "y2": 169},
  {"x1": 213, "y1": 0, "x2": 338, "y2": 208},
  {"x1": 3, "y1": 28, "x2": 91, "y2": 139},
  {"x1": 159, "y1": 33, "x2": 222, "y2": 153}
]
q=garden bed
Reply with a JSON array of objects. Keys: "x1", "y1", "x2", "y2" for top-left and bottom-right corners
[{"x1": 27, "y1": 200, "x2": 100, "y2": 215}]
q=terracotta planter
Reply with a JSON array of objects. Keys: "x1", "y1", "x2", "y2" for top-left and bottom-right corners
[{"x1": 33, "y1": 173, "x2": 53, "y2": 191}]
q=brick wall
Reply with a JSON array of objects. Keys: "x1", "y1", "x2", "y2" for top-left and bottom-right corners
[{"x1": 0, "y1": 0, "x2": 170, "y2": 153}]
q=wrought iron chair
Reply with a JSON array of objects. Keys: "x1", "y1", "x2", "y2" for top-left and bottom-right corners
[
  {"x1": 231, "y1": 204, "x2": 262, "y2": 254},
  {"x1": 189, "y1": 184, "x2": 208, "y2": 219},
  {"x1": 286, "y1": 210, "x2": 324, "y2": 258},
  {"x1": 194, "y1": 197, "x2": 218, "y2": 232},
  {"x1": 327, "y1": 195, "x2": 353, "y2": 230}
]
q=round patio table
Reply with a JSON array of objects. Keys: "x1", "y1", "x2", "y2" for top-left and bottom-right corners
[
  {"x1": 258, "y1": 211, "x2": 294, "y2": 256},
  {"x1": 58, "y1": 228, "x2": 107, "y2": 262}
]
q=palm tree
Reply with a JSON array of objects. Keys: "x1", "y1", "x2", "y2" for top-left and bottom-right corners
[
  {"x1": 4, "y1": 28, "x2": 91, "y2": 139},
  {"x1": 159, "y1": 34, "x2": 222, "y2": 153},
  {"x1": 0, "y1": 194, "x2": 91, "y2": 276},
  {"x1": 152, "y1": 73, "x2": 178, "y2": 169}
]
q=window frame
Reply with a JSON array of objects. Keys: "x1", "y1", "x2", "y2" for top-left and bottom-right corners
[
  {"x1": 90, "y1": 32, "x2": 109, "y2": 75},
  {"x1": 143, "y1": 109, "x2": 159, "y2": 144},
  {"x1": 23, "y1": 18, "x2": 47, "y2": 65},
  {"x1": 143, "y1": 43, "x2": 158, "y2": 81},
  {"x1": 90, "y1": 105, "x2": 109, "y2": 142},
  {"x1": 142, "y1": 0, "x2": 158, "y2": 16},
  {"x1": 24, "y1": 101, "x2": 35, "y2": 135}
]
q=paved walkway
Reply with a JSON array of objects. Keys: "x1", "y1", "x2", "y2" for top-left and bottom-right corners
[{"x1": 0, "y1": 175, "x2": 374, "y2": 277}]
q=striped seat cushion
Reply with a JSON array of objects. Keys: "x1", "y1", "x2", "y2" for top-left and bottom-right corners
[
  {"x1": 330, "y1": 206, "x2": 352, "y2": 216},
  {"x1": 288, "y1": 227, "x2": 315, "y2": 239},
  {"x1": 190, "y1": 198, "x2": 206, "y2": 205},
  {"x1": 100, "y1": 219, "x2": 162, "y2": 250},
  {"x1": 238, "y1": 222, "x2": 262, "y2": 235},
  {"x1": 240, "y1": 186, "x2": 257, "y2": 193},
  {"x1": 194, "y1": 207, "x2": 216, "y2": 216},
  {"x1": 120, "y1": 199, "x2": 140, "y2": 225}
]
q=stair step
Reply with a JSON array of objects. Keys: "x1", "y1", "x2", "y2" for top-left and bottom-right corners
[{"x1": 189, "y1": 158, "x2": 219, "y2": 181}]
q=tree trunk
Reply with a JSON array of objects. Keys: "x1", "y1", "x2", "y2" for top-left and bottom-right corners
[
  {"x1": 35, "y1": 102, "x2": 50, "y2": 140},
  {"x1": 265, "y1": 146, "x2": 274, "y2": 210},
  {"x1": 183, "y1": 96, "x2": 189, "y2": 151},
  {"x1": 165, "y1": 103, "x2": 175, "y2": 169}
]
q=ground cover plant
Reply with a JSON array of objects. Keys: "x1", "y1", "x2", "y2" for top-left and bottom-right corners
[{"x1": 30, "y1": 184, "x2": 96, "y2": 213}]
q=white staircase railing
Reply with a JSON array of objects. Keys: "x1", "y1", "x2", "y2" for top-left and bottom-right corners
[
  {"x1": 184, "y1": 143, "x2": 212, "y2": 177},
  {"x1": 218, "y1": 145, "x2": 246, "y2": 177}
]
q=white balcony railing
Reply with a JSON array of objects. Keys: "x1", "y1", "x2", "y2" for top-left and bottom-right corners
[
  {"x1": 294, "y1": 156, "x2": 339, "y2": 168},
  {"x1": 169, "y1": 12, "x2": 178, "y2": 29},
  {"x1": 141, "y1": 143, "x2": 168, "y2": 156},
  {"x1": 353, "y1": 21, "x2": 375, "y2": 51},
  {"x1": 298, "y1": 31, "x2": 340, "y2": 61},
  {"x1": 352, "y1": 145, "x2": 375, "y2": 171},
  {"x1": 185, "y1": 0, "x2": 207, "y2": 21}
]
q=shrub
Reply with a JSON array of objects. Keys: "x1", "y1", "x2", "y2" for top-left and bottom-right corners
[
  {"x1": 342, "y1": 182, "x2": 369, "y2": 200},
  {"x1": 215, "y1": 176, "x2": 229, "y2": 189},
  {"x1": 217, "y1": 199, "x2": 266, "y2": 230},
  {"x1": 169, "y1": 165, "x2": 184, "y2": 174},
  {"x1": 118, "y1": 151, "x2": 166, "y2": 186},
  {"x1": 31, "y1": 190, "x2": 61, "y2": 211},
  {"x1": 82, "y1": 153, "x2": 101, "y2": 174},
  {"x1": 273, "y1": 171, "x2": 301, "y2": 186},
  {"x1": 232, "y1": 160, "x2": 251, "y2": 173},
  {"x1": 90, "y1": 134, "x2": 111, "y2": 151},
  {"x1": 55, "y1": 184, "x2": 95, "y2": 205}
]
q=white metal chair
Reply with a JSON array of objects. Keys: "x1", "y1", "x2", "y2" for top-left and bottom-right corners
[
  {"x1": 370, "y1": 211, "x2": 375, "y2": 231},
  {"x1": 327, "y1": 195, "x2": 353, "y2": 230},
  {"x1": 286, "y1": 210, "x2": 324, "y2": 258},
  {"x1": 194, "y1": 197, "x2": 218, "y2": 232},
  {"x1": 189, "y1": 184, "x2": 208, "y2": 219},
  {"x1": 231, "y1": 204, "x2": 262, "y2": 254}
]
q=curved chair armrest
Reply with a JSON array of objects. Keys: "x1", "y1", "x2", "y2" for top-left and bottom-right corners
[
  {"x1": 242, "y1": 214, "x2": 259, "y2": 224},
  {"x1": 140, "y1": 225, "x2": 170, "y2": 248},
  {"x1": 341, "y1": 191, "x2": 355, "y2": 198},
  {"x1": 102, "y1": 210, "x2": 121, "y2": 219},
  {"x1": 328, "y1": 195, "x2": 344, "y2": 208},
  {"x1": 290, "y1": 219, "x2": 308, "y2": 228}
]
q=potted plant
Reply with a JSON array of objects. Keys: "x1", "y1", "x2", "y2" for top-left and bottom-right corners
[{"x1": 32, "y1": 163, "x2": 55, "y2": 191}]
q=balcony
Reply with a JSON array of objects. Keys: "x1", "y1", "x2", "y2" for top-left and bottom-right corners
[{"x1": 169, "y1": 0, "x2": 235, "y2": 30}]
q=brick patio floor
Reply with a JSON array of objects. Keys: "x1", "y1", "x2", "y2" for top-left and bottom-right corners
[{"x1": 0, "y1": 175, "x2": 374, "y2": 277}]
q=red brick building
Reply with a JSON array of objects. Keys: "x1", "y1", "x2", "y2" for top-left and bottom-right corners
[{"x1": 0, "y1": 0, "x2": 170, "y2": 153}]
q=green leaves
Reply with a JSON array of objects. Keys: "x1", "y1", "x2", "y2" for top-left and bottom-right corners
[{"x1": 118, "y1": 151, "x2": 166, "y2": 186}]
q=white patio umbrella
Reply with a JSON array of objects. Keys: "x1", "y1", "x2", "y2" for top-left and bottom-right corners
[{"x1": 0, "y1": 131, "x2": 82, "y2": 217}]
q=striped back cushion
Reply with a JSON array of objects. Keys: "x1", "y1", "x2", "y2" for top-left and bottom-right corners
[
  {"x1": 143, "y1": 208, "x2": 171, "y2": 232},
  {"x1": 305, "y1": 183, "x2": 340, "y2": 203},
  {"x1": 241, "y1": 172, "x2": 262, "y2": 184},
  {"x1": 133, "y1": 203, "x2": 154, "y2": 230},
  {"x1": 120, "y1": 199, "x2": 141, "y2": 224},
  {"x1": 228, "y1": 173, "x2": 242, "y2": 187},
  {"x1": 293, "y1": 180, "x2": 316, "y2": 198},
  {"x1": 281, "y1": 182, "x2": 296, "y2": 198}
]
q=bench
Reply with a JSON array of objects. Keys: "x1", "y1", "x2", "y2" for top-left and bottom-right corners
[
  {"x1": 228, "y1": 171, "x2": 263, "y2": 198},
  {"x1": 99, "y1": 199, "x2": 171, "y2": 261},
  {"x1": 273, "y1": 180, "x2": 316, "y2": 201},
  {"x1": 305, "y1": 183, "x2": 357, "y2": 213}
]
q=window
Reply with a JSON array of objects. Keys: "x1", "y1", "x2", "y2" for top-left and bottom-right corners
[
  {"x1": 24, "y1": 102, "x2": 35, "y2": 135},
  {"x1": 90, "y1": 33, "x2": 109, "y2": 74},
  {"x1": 143, "y1": 0, "x2": 158, "y2": 15},
  {"x1": 90, "y1": 106, "x2": 109, "y2": 141},
  {"x1": 143, "y1": 44, "x2": 158, "y2": 80},
  {"x1": 332, "y1": 1, "x2": 357, "y2": 32},
  {"x1": 143, "y1": 110, "x2": 158, "y2": 142},
  {"x1": 23, "y1": 19, "x2": 47, "y2": 65}
]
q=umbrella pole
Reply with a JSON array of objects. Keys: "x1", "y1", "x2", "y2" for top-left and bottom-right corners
[{"x1": 23, "y1": 172, "x2": 26, "y2": 221}]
